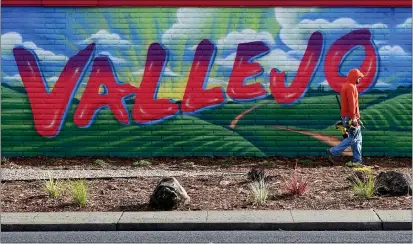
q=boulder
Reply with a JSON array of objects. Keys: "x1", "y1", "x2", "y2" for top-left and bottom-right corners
[
  {"x1": 374, "y1": 171, "x2": 412, "y2": 196},
  {"x1": 149, "y1": 177, "x2": 190, "y2": 210}
]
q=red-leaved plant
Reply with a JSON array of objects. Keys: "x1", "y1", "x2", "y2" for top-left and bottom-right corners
[{"x1": 284, "y1": 163, "x2": 308, "y2": 196}]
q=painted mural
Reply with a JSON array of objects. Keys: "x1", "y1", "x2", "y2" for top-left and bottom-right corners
[{"x1": 1, "y1": 7, "x2": 412, "y2": 157}]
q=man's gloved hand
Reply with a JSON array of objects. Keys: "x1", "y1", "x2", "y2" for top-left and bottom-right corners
[{"x1": 351, "y1": 119, "x2": 359, "y2": 127}]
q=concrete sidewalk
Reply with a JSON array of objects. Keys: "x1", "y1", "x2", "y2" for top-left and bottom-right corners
[
  {"x1": 1, "y1": 168, "x2": 245, "y2": 181},
  {"x1": 2, "y1": 210, "x2": 411, "y2": 232}
]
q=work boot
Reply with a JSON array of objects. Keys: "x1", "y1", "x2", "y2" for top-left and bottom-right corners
[{"x1": 326, "y1": 149, "x2": 335, "y2": 164}]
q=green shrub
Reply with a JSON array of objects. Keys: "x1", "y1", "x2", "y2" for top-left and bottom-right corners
[
  {"x1": 71, "y1": 180, "x2": 88, "y2": 207},
  {"x1": 351, "y1": 172, "x2": 376, "y2": 198},
  {"x1": 1, "y1": 157, "x2": 10, "y2": 164},
  {"x1": 345, "y1": 161, "x2": 364, "y2": 168},
  {"x1": 94, "y1": 159, "x2": 106, "y2": 166}
]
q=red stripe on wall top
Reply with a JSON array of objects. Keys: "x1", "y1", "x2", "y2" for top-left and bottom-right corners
[
  {"x1": 42, "y1": 0, "x2": 98, "y2": 6},
  {"x1": 2, "y1": 0, "x2": 412, "y2": 7},
  {"x1": 3, "y1": 0, "x2": 42, "y2": 5}
]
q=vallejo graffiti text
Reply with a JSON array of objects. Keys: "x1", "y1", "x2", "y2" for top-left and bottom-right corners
[{"x1": 13, "y1": 29, "x2": 377, "y2": 137}]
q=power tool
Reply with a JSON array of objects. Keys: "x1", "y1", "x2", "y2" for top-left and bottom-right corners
[
  {"x1": 334, "y1": 95, "x2": 365, "y2": 139},
  {"x1": 335, "y1": 95, "x2": 349, "y2": 138}
]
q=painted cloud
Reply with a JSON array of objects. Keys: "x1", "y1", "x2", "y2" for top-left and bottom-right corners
[
  {"x1": 162, "y1": 8, "x2": 217, "y2": 50},
  {"x1": 397, "y1": 18, "x2": 412, "y2": 28},
  {"x1": 2, "y1": 74, "x2": 21, "y2": 83},
  {"x1": 274, "y1": 8, "x2": 388, "y2": 52},
  {"x1": 216, "y1": 48, "x2": 300, "y2": 74},
  {"x1": 217, "y1": 29, "x2": 275, "y2": 52},
  {"x1": 2, "y1": 73, "x2": 59, "y2": 88},
  {"x1": 22, "y1": 41, "x2": 68, "y2": 62},
  {"x1": 1, "y1": 32, "x2": 68, "y2": 62},
  {"x1": 379, "y1": 45, "x2": 408, "y2": 56},
  {"x1": 81, "y1": 29, "x2": 131, "y2": 46},
  {"x1": 1, "y1": 32, "x2": 22, "y2": 56}
]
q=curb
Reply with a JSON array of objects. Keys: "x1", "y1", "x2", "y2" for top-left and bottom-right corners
[{"x1": 1, "y1": 210, "x2": 411, "y2": 232}]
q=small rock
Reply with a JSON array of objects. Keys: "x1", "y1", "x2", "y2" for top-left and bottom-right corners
[
  {"x1": 219, "y1": 180, "x2": 230, "y2": 186},
  {"x1": 107, "y1": 184, "x2": 118, "y2": 190},
  {"x1": 149, "y1": 177, "x2": 190, "y2": 211},
  {"x1": 375, "y1": 171, "x2": 412, "y2": 196}
]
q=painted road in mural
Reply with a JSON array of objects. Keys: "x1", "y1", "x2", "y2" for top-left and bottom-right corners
[{"x1": 1, "y1": 7, "x2": 412, "y2": 157}]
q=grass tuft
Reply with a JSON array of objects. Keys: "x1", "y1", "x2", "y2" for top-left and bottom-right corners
[
  {"x1": 44, "y1": 174, "x2": 62, "y2": 198},
  {"x1": 350, "y1": 171, "x2": 376, "y2": 198},
  {"x1": 71, "y1": 180, "x2": 88, "y2": 207},
  {"x1": 132, "y1": 160, "x2": 152, "y2": 168},
  {"x1": 1, "y1": 157, "x2": 10, "y2": 164},
  {"x1": 249, "y1": 178, "x2": 268, "y2": 205}
]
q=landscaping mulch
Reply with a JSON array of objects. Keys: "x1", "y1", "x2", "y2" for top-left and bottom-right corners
[
  {"x1": 1, "y1": 156, "x2": 411, "y2": 212},
  {"x1": 2, "y1": 155, "x2": 411, "y2": 170}
]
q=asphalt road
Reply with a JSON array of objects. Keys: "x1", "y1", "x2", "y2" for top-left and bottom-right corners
[{"x1": 2, "y1": 231, "x2": 412, "y2": 243}]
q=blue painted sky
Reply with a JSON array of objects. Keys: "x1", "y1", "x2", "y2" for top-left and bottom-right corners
[{"x1": 1, "y1": 7, "x2": 412, "y2": 92}]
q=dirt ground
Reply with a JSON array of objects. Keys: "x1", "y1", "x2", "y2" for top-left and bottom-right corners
[{"x1": 1, "y1": 156, "x2": 412, "y2": 212}]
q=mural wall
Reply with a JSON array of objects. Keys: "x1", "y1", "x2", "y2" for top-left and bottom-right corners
[{"x1": 1, "y1": 7, "x2": 412, "y2": 157}]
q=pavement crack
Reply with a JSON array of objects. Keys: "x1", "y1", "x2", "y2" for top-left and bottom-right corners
[
  {"x1": 373, "y1": 209, "x2": 384, "y2": 230},
  {"x1": 116, "y1": 212, "x2": 125, "y2": 231}
]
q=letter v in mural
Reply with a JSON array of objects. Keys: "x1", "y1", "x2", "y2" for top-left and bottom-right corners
[{"x1": 1, "y1": 7, "x2": 411, "y2": 157}]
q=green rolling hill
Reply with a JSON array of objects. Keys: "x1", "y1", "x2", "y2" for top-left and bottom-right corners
[{"x1": 1, "y1": 85, "x2": 264, "y2": 157}]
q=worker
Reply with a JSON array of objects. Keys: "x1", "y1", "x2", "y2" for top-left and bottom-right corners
[{"x1": 327, "y1": 69, "x2": 364, "y2": 165}]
